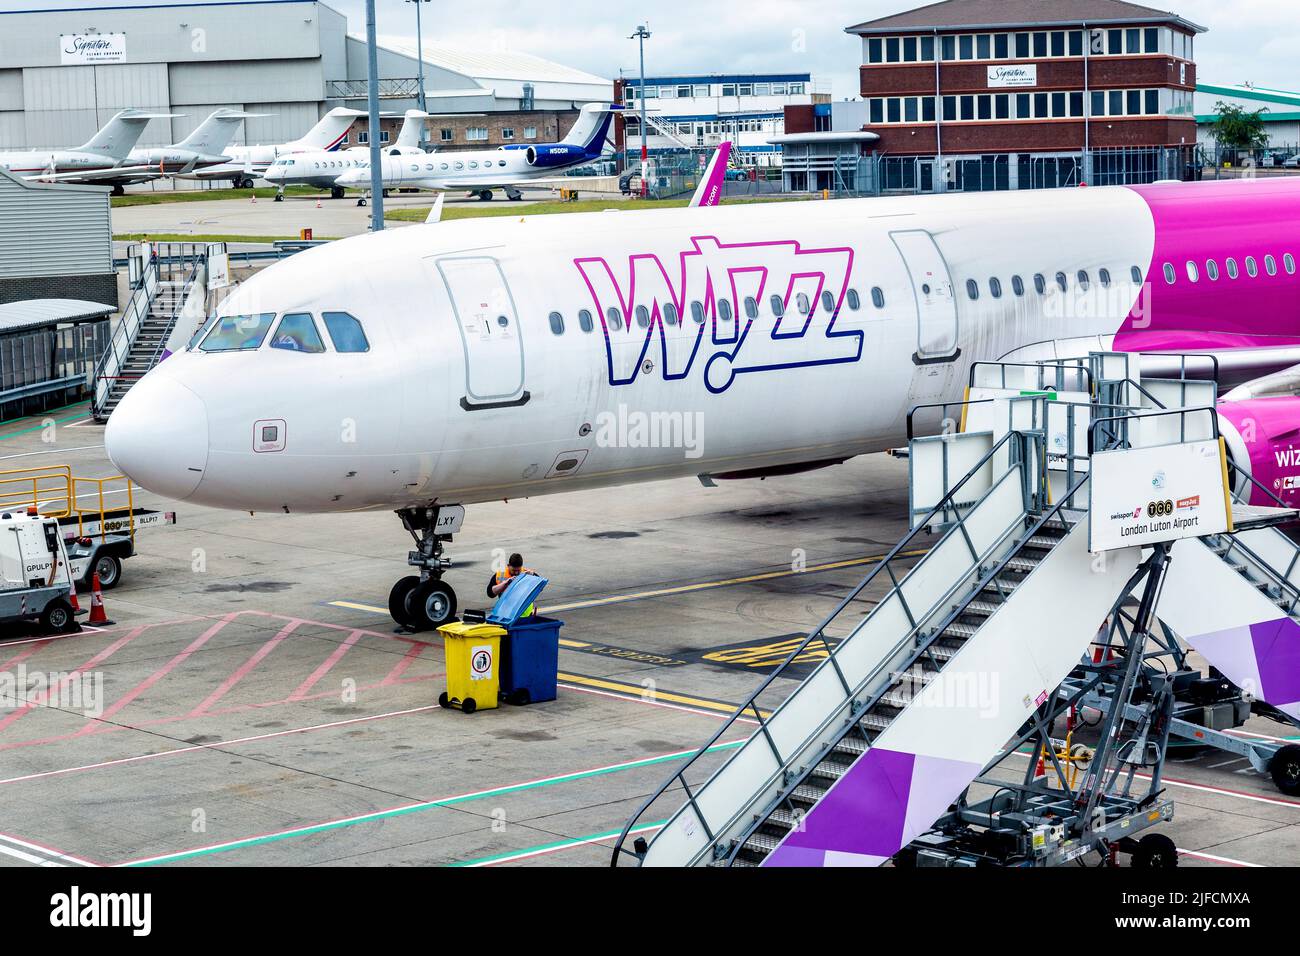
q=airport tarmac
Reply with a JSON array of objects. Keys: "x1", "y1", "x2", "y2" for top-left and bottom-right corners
[
  {"x1": 0, "y1": 403, "x2": 1296, "y2": 867},
  {"x1": 110, "y1": 186, "x2": 610, "y2": 239}
]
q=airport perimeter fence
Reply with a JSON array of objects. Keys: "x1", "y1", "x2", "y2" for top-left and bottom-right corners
[{"x1": 817, "y1": 145, "x2": 1196, "y2": 198}]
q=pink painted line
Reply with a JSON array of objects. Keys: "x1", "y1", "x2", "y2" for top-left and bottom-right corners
[
  {"x1": 0, "y1": 641, "x2": 50, "y2": 672},
  {"x1": 188, "y1": 619, "x2": 302, "y2": 716},
  {"x1": 0, "y1": 674, "x2": 444, "y2": 753},
  {"x1": 240, "y1": 609, "x2": 437, "y2": 647},
  {"x1": 72, "y1": 615, "x2": 237, "y2": 734},
  {"x1": 0, "y1": 830, "x2": 103, "y2": 867},
  {"x1": 288, "y1": 629, "x2": 363, "y2": 701},
  {"x1": 381, "y1": 643, "x2": 426, "y2": 686},
  {"x1": 0, "y1": 626, "x2": 147, "y2": 734},
  {"x1": 0, "y1": 705, "x2": 441, "y2": 786}
]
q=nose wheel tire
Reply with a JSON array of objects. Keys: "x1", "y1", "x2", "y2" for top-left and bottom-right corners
[
  {"x1": 1270, "y1": 744, "x2": 1300, "y2": 795},
  {"x1": 388, "y1": 575, "x2": 421, "y2": 627},
  {"x1": 405, "y1": 579, "x2": 458, "y2": 631}
]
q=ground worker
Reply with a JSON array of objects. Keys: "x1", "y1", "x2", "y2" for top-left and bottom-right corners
[{"x1": 488, "y1": 552, "x2": 538, "y2": 616}]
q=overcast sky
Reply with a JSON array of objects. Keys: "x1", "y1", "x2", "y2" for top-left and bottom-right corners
[{"x1": 6, "y1": 0, "x2": 1297, "y2": 99}]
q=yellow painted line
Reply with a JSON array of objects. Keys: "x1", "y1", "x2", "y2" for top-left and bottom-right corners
[
  {"x1": 542, "y1": 550, "x2": 930, "y2": 614},
  {"x1": 559, "y1": 638, "x2": 591, "y2": 648},
  {"x1": 328, "y1": 547, "x2": 929, "y2": 620},
  {"x1": 557, "y1": 671, "x2": 769, "y2": 717},
  {"x1": 330, "y1": 600, "x2": 388, "y2": 614}
]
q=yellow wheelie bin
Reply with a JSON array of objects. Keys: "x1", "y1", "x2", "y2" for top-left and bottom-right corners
[
  {"x1": 437, "y1": 621, "x2": 505, "y2": 713},
  {"x1": 437, "y1": 574, "x2": 551, "y2": 715}
]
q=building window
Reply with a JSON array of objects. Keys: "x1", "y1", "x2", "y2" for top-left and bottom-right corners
[
  {"x1": 525, "y1": 126, "x2": 537, "y2": 139},
  {"x1": 886, "y1": 37, "x2": 901, "y2": 62},
  {"x1": 994, "y1": 33, "x2": 1009, "y2": 59},
  {"x1": 1144, "y1": 27, "x2": 1160, "y2": 53},
  {"x1": 903, "y1": 36, "x2": 918, "y2": 61},
  {"x1": 501, "y1": 128, "x2": 514, "y2": 140},
  {"x1": 466, "y1": 127, "x2": 488, "y2": 141},
  {"x1": 1033, "y1": 32, "x2": 1048, "y2": 57},
  {"x1": 941, "y1": 35, "x2": 956, "y2": 60},
  {"x1": 1014, "y1": 32, "x2": 1030, "y2": 58},
  {"x1": 976, "y1": 34, "x2": 990, "y2": 59},
  {"x1": 440, "y1": 129, "x2": 453, "y2": 142}
]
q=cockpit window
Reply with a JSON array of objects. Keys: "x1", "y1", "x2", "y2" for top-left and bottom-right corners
[
  {"x1": 270, "y1": 313, "x2": 326, "y2": 353},
  {"x1": 187, "y1": 314, "x2": 218, "y2": 350},
  {"x1": 200, "y1": 313, "x2": 275, "y2": 352},
  {"x1": 322, "y1": 311, "x2": 370, "y2": 353}
]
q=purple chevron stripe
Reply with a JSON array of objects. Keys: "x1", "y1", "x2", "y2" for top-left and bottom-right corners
[
  {"x1": 1185, "y1": 617, "x2": 1300, "y2": 712},
  {"x1": 762, "y1": 747, "x2": 981, "y2": 868}
]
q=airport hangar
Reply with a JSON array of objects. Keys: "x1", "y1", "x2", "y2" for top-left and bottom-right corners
[{"x1": 0, "y1": 0, "x2": 613, "y2": 164}]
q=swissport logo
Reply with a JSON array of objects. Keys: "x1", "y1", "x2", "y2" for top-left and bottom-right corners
[{"x1": 575, "y1": 236, "x2": 862, "y2": 394}]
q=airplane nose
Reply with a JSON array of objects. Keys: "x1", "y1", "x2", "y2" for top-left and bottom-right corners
[{"x1": 104, "y1": 375, "x2": 209, "y2": 501}]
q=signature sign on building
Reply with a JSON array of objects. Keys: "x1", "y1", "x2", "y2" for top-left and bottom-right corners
[
  {"x1": 61, "y1": 33, "x2": 127, "y2": 65},
  {"x1": 987, "y1": 64, "x2": 1037, "y2": 88}
]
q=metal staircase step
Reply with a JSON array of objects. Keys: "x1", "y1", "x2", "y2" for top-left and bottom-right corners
[
  {"x1": 962, "y1": 599, "x2": 1003, "y2": 616},
  {"x1": 790, "y1": 781, "x2": 829, "y2": 804},
  {"x1": 927, "y1": 639, "x2": 966, "y2": 663},
  {"x1": 1002, "y1": 556, "x2": 1044, "y2": 574},
  {"x1": 940, "y1": 621, "x2": 979, "y2": 639},
  {"x1": 807, "y1": 758, "x2": 855, "y2": 781},
  {"x1": 1024, "y1": 535, "x2": 1063, "y2": 550},
  {"x1": 831, "y1": 735, "x2": 869, "y2": 758}
]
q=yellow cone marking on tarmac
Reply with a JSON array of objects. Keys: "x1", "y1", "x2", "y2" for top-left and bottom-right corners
[{"x1": 327, "y1": 548, "x2": 927, "y2": 619}]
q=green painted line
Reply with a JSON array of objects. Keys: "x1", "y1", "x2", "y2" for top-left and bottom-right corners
[
  {"x1": 450, "y1": 820, "x2": 668, "y2": 867},
  {"x1": 0, "y1": 409, "x2": 91, "y2": 441},
  {"x1": 123, "y1": 739, "x2": 743, "y2": 866}
]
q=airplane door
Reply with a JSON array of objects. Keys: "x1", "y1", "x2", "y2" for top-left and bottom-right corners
[
  {"x1": 436, "y1": 256, "x2": 530, "y2": 409},
  {"x1": 891, "y1": 230, "x2": 960, "y2": 364}
]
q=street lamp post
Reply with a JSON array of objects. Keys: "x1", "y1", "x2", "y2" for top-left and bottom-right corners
[
  {"x1": 405, "y1": 0, "x2": 428, "y2": 113},
  {"x1": 364, "y1": 0, "x2": 383, "y2": 231},
  {"x1": 630, "y1": 24, "x2": 651, "y2": 199}
]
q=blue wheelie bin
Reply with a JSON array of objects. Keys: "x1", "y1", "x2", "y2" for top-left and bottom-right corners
[{"x1": 487, "y1": 574, "x2": 563, "y2": 706}]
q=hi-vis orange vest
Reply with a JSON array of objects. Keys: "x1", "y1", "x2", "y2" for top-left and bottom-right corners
[{"x1": 491, "y1": 568, "x2": 537, "y2": 617}]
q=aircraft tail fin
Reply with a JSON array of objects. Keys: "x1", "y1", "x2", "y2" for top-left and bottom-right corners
[
  {"x1": 289, "y1": 107, "x2": 367, "y2": 152},
  {"x1": 395, "y1": 110, "x2": 432, "y2": 151},
  {"x1": 78, "y1": 109, "x2": 174, "y2": 160},
  {"x1": 689, "y1": 141, "x2": 732, "y2": 208},
  {"x1": 175, "y1": 109, "x2": 264, "y2": 155},
  {"x1": 561, "y1": 103, "x2": 619, "y2": 158}
]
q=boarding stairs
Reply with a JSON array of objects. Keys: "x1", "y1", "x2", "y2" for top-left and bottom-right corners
[
  {"x1": 93, "y1": 242, "x2": 215, "y2": 422},
  {"x1": 613, "y1": 353, "x2": 1300, "y2": 867},
  {"x1": 613, "y1": 406, "x2": 1147, "y2": 867}
]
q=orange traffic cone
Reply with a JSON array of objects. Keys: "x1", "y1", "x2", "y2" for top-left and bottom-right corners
[
  {"x1": 315, "y1": 197, "x2": 322, "y2": 209},
  {"x1": 87, "y1": 573, "x2": 114, "y2": 626},
  {"x1": 68, "y1": 585, "x2": 84, "y2": 616},
  {"x1": 251, "y1": 192, "x2": 257, "y2": 203}
]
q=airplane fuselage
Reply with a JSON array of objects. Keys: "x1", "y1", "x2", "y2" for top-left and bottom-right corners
[{"x1": 105, "y1": 180, "x2": 1300, "y2": 517}]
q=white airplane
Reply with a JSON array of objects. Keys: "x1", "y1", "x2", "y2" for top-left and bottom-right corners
[
  {"x1": 179, "y1": 107, "x2": 367, "y2": 189},
  {"x1": 104, "y1": 178, "x2": 1300, "y2": 632},
  {"x1": 0, "y1": 109, "x2": 173, "y2": 192},
  {"x1": 29, "y1": 108, "x2": 262, "y2": 193},
  {"x1": 332, "y1": 102, "x2": 619, "y2": 202},
  {"x1": 262, "y1": 110, "x2": 435, "y2": 200}
]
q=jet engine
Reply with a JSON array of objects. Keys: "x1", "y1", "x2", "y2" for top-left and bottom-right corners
[
  {"x1": 1218, "y1": 397, "x2": 1300, "y2": 507},
  {"x1": 525, "y1": 145, "x2": 578, "y2": 168}
]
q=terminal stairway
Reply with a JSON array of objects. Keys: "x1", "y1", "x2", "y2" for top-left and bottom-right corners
[
  {"x1": 614, "y1": 431, "x2": 1141, "y2": 867},
  {"x1": 94, "y1": 242, "x2": 209, "y2": 422}
]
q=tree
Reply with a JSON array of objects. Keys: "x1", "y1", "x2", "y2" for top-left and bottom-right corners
[{"x1": 1211, "y1": 101, "x2": 1271, "y2": 151}]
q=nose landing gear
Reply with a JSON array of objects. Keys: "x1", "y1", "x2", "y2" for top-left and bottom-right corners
[{"x1": 389, "y1": 505, "x2": 464, "y2": 631}]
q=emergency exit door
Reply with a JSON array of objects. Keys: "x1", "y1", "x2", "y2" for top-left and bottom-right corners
[
  {"x1": 436, "y1": 256, "x2": 530, "y2": 409},
  {"x1": 891, "y1": 230, "x2": 960, "y2": 364}
]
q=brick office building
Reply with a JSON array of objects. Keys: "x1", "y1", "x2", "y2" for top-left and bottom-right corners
[{"x1": 789, "y1": 0, "x2": 1206, "y2": 193}]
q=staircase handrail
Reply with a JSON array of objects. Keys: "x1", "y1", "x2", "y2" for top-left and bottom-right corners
[{"x1": 610, "y1": 427, "x2": 1043, "y2": 866}]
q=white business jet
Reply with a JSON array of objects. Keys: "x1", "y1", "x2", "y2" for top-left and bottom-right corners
[
  {"x1": 261, "y1": 110, "x2": 435, "y2": 200},
  {"x1": 332, "y1": 102, "x2": 619, "y2": 202},
  {"x1": 178, "y1": 107, "x2": 367, "y2": 188},
  {"x1": 0, "y1": 109, "x2": 173, "y2": 193}
]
